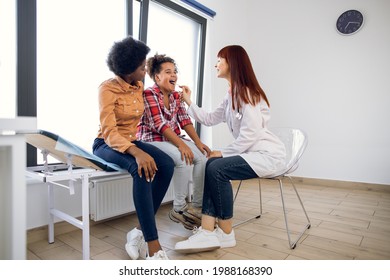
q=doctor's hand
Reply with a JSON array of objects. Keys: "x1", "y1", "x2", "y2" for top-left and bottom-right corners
[
  {"x1": 208, "y1": 150, "x2": 222, "y2": 158},
  {"x1": 178, "y1": 85, "x2": 192, "y2": 106}
]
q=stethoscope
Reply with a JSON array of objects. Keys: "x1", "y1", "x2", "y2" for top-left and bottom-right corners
[
  {"x1": 235, "y1": 109, "x2": 243, "y2": 120},
  {"x1": 229, "y1": 109, "x2": 242, "y2": 133}
]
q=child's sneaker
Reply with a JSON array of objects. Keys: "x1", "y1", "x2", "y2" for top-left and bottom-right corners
[{"x1": 169, "y1": 204, "x2": 197, "y2": 230}]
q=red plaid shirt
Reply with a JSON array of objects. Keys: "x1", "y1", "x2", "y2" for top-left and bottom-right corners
[{"x1": 137, "y1": 83, "x2": 193, "y2": 142}]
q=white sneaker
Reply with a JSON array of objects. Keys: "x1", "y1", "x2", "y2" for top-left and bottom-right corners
[
  {"x1": 125, "y1": 227, "x2": 147, "y2": 260},
  {"x1": 146, "y1": 250, "x2": 169, "y2": 260},
  {"x1": 174, "y1": 227, "x2": 221, "y2": 253},
  {"x1": 216, "y1": 227, "x2": 236, "y2": 248}
]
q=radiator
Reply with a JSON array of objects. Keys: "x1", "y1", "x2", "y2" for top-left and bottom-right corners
[
  {"x1": 89, "y1": 175, "x2": 134, "y2": 221},
  {"x1": 89, "y1": 174, "x2": 175, "y2": 221}
]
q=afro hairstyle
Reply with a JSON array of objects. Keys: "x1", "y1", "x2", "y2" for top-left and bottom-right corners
[{"x1": 106, "y1": 36, "x2": 150, "y2": 76}]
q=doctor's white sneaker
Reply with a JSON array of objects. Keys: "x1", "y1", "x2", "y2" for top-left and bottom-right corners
[
  {"x1": 216, "y1": 227, "x2": 236, "y2": 248},
  {"x1": 125, "y1": 227, "x2": 147, "y2": 260},
  {"x1": 174, "y1": 227, "x2": 221, "y2": 253}
]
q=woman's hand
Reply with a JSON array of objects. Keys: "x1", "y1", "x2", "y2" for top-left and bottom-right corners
[
  {"x1": 127, "y1": 145, "x2": 157, "y2": 182},
  {"x1": 208, "y1": 150, "x2": 222, "y2": 158},
  {"x1": 195, "y1": 141, "x2": 211, "y2": 157},
  {"x1": 179, "y1": 85, "x2": 192, "y2": 106},
  {"x1": 177, "y1": 142, "x2": 194, "y2": 165}
]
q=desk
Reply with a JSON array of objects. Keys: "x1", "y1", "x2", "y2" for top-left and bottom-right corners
[
  {"x1": 0, "y1": 117, "x2": 36, "y2": 260},
  {"x1": 26, "y1": 167, "x2": 123, "y2": 260},
  {"x1": 22, "y1": 129, "x2": 124, "y2": 260}
]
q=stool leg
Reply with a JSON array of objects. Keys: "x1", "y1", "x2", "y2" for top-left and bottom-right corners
[
  {"x1": 279, "y1": 177, "x2": 311, "y2": 249},
  {"x1": 233, "y1": 180, "x2": 262, "y2": 227}
]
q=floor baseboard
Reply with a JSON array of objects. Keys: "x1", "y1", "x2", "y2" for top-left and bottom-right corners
[{"x1": 291, "y1": 176, "x2": 390, "y2": 193}]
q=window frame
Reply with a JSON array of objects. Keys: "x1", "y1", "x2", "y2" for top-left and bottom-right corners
[
  {"x1": 17, "y1": 0, "x2": 207, "y2": 166},
  {"x1": 17, "y1": 0, "x2": 37, "y2": 166}
]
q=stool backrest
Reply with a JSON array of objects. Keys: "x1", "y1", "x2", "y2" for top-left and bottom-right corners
[{"x1": 270, "y1": 127, "x2": 308, "y2": 177}]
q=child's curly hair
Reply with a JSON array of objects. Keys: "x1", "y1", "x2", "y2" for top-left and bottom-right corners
[{"x1": 146, "y1": 53, "x2": 178, "y2": 82}]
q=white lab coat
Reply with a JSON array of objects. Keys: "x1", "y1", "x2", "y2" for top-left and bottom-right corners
[{"x1": 187, "y1": 92, "x2": 286, "y2": 177}]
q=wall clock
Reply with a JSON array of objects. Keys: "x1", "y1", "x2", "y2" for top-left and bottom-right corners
[{"x1": 336, "y1": 9, "x2": 364, "y2": 35}]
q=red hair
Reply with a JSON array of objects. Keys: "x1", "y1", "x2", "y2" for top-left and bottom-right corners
[{"x1": 217, "y1": 45, "x2": 270, "y2": 110}]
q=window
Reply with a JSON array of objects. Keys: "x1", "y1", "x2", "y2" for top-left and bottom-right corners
[
  {"x1": 20, "y1": 0, "x2": 207, "y2": 165},
  {"x1": 141, "y1": 0, "x2": 207, "y2": 135},
  {"x1": 132, "y1": 0, "x2": 140, "y2": 39},
  {"x1": 145, "y1": 1, "x2": 202, "y2": 105},
  {"x1": 0, "y1": 0, "x2": 16, "y2": 118},
  {"x1": 36, "y1": 0, "x2": 126, "y2": 163}
]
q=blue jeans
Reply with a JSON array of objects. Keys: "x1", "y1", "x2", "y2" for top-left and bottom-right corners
[
  {"x1": 92, "y1": 138, "x2": 174, "y2": 242},
  {"x1": 202, "y1": 156, "x2": 257, "y2": 220}
]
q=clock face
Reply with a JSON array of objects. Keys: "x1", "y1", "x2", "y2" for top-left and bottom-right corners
[{"x1": 336, "y1": 10, "x2": 364, "y2": 35}]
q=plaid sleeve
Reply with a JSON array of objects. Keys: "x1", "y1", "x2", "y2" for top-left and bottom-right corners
[
  {"x1": 143, "y1": 89, "x2": 170, "y2": 134},
  {"x1": 174, "y1": 92, "x2": 193, "y2": 129}
]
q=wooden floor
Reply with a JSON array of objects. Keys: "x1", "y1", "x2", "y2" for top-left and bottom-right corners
[{"x1": 26, "y1": 178, "x2": 390, "y2": 260}]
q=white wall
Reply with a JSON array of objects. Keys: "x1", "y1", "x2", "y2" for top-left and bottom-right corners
[
  {"x1": 27, "y1": 180, "x2": 84, "y2": 229},
  {"x1": 200, "y1": 0, "x2": 390, "y2": 185},
  {"x1": 26, "y1": 0, "x2": 390, "y2": 229}
]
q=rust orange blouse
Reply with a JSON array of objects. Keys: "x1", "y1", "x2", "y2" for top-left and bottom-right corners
[{"x1": 96, "y1": 76, "x2": 144, "y2": 153}]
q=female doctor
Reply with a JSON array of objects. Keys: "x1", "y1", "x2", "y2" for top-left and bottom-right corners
[{"x1": 175, "y1": 45, "x2": 286, "y2": 253}]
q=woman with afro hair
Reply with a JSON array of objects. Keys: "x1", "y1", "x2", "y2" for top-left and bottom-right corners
[{"x1": 92, "y1": 36, "x2": 174, "y2": 260}]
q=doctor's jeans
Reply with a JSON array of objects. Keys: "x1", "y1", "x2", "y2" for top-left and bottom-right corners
[
  {"x1": 92, "y1": 138, "x2": 174, "y2": 242},
  {"x1": 202, "y1": 156, "x2": 257, "y2": 220}
]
